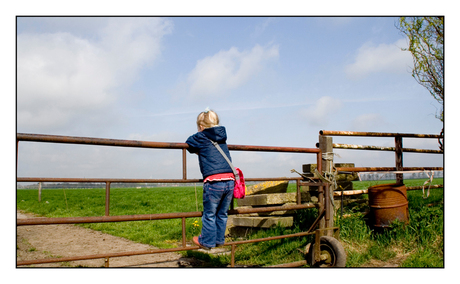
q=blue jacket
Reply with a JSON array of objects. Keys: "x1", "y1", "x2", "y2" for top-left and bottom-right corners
[{"x1": 186, "y1": 126, "x2": 233, "y2": 179}]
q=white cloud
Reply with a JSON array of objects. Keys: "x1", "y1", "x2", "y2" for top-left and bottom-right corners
[
  {"x1": 185, "y1": 44, "x2": 279, "y2": 98},
  {"x1": 17, "y1": 17, "x2": 173, "y2": 134},
  {"x1": 300, "y1": 96, "x2": 342, "y2": 127},
  {"x1": 345, "y1": 38, "x2": 412, "y2": 80},
  {"x1": 252, "y1": 17, "x2": 277, "y2": 37},
  {"x1": 350, "y1": 113, "x2": 386, "y2": 131}
]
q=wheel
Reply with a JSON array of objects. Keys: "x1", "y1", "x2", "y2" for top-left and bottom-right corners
[{"x1": 306, "y1": 236, "x2": 346, "y2": 267}]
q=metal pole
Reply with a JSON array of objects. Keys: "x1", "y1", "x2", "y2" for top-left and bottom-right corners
[
  {"x1": 395, "y1": 136, "x2": 403, "y2": 184},
  {"x1": 318, "y1": 135, "x2": 333, "y2": 236},
  {"x1": 105, "y1": 182, "x2": 111, "y2": 216},
  {"x1": 320, "y1": 130, "x2": 442, "y2": 138},
  {"x1": 296, "y1": 179, "x2": 300, "y2": 205},
  {"x1": 38, "y1": 182, "x2": 42, "y2": 203},
  {"x1": 231, "y1": 244, "x2": 236, "y2": 267},
  {"x1": 332, "y1": 143, "x2": 442, "y2": 154},
  {"x1": 18, "y1": 204, "x2": 316, "y2": 226},
  {"x1": 335, "y1": 166, "x2": 443, "y2": 172},
  {"x1": 182, "y1": 149, "x2": 187, "y2": 180},
  {"x1": 181, "y1": 217, "x2": 187, "y2": 247}
]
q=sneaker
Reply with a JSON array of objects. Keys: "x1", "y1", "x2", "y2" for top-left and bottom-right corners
[
  {"x1": 216, "y1": 243, "x2": 225, "y2": 247},
  {"x1": 192, "y1": 236, "x2": 211, "y2": 250}
]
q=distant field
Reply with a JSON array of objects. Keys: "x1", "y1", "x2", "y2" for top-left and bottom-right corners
[{"x1": 17, "y1": 178, "x2": 443, "y2": 267}]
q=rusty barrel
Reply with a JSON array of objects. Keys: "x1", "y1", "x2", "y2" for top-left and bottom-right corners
[{"x1": 368, "y1": 183, "x2": 409, "y2": 227}]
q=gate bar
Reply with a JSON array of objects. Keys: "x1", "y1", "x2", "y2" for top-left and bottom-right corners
[
  {"x1": 17, "y1": 133, "x2": 320, "y2": 153},
  {"x1": 17, "y1": 203, "x2": 317, "y2": 226},
  {"x1": 319, "y1": 130, "x2": 442, "y2": 138},
  {"x1": 16, "y1": 177, "x2": 303, "y2": 183},
  {"x1": 331, "y1": 143, "x2": 442, "y2": 154},
  {"x1": 335, "y1": 167, "x2": 443, "y2": 172},
  {"x1": 17, "y1": 132, "x2": 324, "y2": 267}
]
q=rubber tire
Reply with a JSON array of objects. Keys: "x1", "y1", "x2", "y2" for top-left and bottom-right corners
[{"x1": 306, "y1": 236, "x2": 346, "y2": 267}]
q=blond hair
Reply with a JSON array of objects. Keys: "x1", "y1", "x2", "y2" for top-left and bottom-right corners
[{"x1": 197, "y1": 109, "x2": 219, "y2": 130}]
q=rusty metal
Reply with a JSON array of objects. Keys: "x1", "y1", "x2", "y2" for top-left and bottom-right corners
[
  {"x1": 319, "y1": 130, "x2": 443, "y2": 185},
  {"x1": 231, "y1": 244, "x2": 236, "y2": 267},
  {"x1": 335, "y1": 166, "x2": 443, "y2": 172},
  {"x1": 229, "y1": 144, "x2": 320, "y2": 153},
  {"x1": 296, "y1": 180, "x2": 301, "y2": 205},
  {"x1": 17, "y1": 211, "x2": 203, "y2": 226},
  {"x1": 17, "y1": 204, "x2": 316, "y2": 226},
  {"x1": 395, "y1": 136, "x2": 403, "y2": 184},
  {"x1": 182, "y1": 149, "x2": 187, "y2": 180},
  {"x1": 333, "y1": 184, "x2": 443, "y2": 196},
  {"x1": 319, "y1": 130, "x2": 443, "y2": 138},
  {"x1": 213, "y1": 228, "x2": 333, "y2": 267},
  {"x1": 105, "y1": 182, "x2": 111, "y2": 216},
  {"x1": 17, "y1": 133, "x2": 320, "y2": 153},
  {"x1": 314, "y1": 227, "x2": 321, "y2": 263},
  {"x1": 306, "y1": 209, "x2": 326, "y2": 234},
  {"x1": 332, "y1": 143, "x2": 443, "y2": 154},
  {"x1": 17, "y1": 177, "x2": 203, "y2": 183},
  {"x1": 325, "y1": 184, "x2": 330, "y2": 223},
  {"x1": 17, "y1": 132, "x2": 329, "y2": 268},
  {"x1": 17, "y1": 133, "x2": 188, "y2": 149},
  {"x1": 334, "y1": 189, "x2": 369, "y2": 196},
  {"x1": 18, "y1": 229, "x2": 322, "y2": 267},
  {"x1": 181, "y1": 217, "x2": 187, "y2": 247},
  {"x1": 368, "y1": 183, "x2": 409, "y2": 227},
  {"x1": 229, "y1": 231, "x2": 315, "y2": 246},
  {"x1": 17, "y1": 245, "x2": 199, "y2": 266},
  {"x1": 17, "y1": 202, "x2": 322, "y2": 267},
  {"x1": 17, "y1": 177, "x2": 307, "y2": 184},
  {"x1": 298, "y1": 180, "x2": 328, "y2": 187}
]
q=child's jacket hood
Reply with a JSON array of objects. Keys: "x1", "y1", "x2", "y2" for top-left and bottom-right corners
[
  {"x1": 185, "y1": 126, "x2": 233, "y2": 179},
  {"x1": 201, "y1": 126, "x2": 227, "y2": 143}
]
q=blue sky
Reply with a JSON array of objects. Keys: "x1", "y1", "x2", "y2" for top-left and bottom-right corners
[
  {"x1": 7, "y1": 2, "x2": 457, "y2": 278},
  {"x1": 15, "y1": 16, "x2": 445, "y2": 181}
]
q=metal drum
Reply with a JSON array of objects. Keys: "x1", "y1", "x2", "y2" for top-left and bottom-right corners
[{"x1": 368, "y1": 183, "x2": 409, "y2": 227}]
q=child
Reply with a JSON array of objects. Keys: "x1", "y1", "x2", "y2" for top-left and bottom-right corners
[{"x1": 186, "y1": 108, "x2": 234, "y2": 249}]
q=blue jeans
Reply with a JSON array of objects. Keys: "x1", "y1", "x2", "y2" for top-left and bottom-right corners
[{"x1": 198, "y1": 180, "x2": 234, "y2": 248}]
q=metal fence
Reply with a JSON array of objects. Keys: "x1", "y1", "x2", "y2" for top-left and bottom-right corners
[
  {"x1": 317, "y1": 130, "x2": 443, "y2": 194},
  {"x1": 17, "y1": 133, "x2": 326, "y2": 267}
]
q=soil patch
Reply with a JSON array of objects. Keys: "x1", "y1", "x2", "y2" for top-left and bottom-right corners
[{"x1": 16, "y1": 211, "x2": 193, "y2": 267}]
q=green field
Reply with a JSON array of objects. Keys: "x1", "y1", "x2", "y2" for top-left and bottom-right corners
[{"x1": 17, "y1": 178, "x2": 444, "y2": 267}]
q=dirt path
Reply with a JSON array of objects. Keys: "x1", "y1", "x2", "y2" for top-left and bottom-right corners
[
  {"x1": 16, "y1": 211, "x2": 200, "y2": 268},
  {"x1": 18, "y1": 210, "x2": 407, "y2": 268}
]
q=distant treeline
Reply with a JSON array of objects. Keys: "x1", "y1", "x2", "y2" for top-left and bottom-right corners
[
  {"x1": 17, "y1": 183, "x2": 195, "y2": 189},
  {"x1": 359, "y1": 171, "x2": 443, "y2": 181}
]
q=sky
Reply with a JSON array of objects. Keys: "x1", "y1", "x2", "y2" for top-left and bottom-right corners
[
  {"x1": 7, "y1": 3, "x2": 457, "y2": 279},
  {"x1": 15, "y1": 16, "x2": 445, "y2": 181}
]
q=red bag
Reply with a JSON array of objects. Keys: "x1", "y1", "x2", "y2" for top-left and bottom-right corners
[
  {"x1": 233, "y1": 167, "x2": 246, "y2": 199},
  {"x1": 209, "y1": 139, "x2": 245, "y2": 199}
]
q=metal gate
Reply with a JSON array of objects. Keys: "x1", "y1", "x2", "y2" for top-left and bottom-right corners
[{"x1": 17, "y1": 133, "x2": 335, "y2": 267}]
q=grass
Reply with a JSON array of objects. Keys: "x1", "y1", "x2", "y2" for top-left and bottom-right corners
[
  {"x1": 338, "y1": 178, "x2": 444, "y2": 267},
  {"x1": 17, "y1": 186, "x2": 205, "y2": 248},
  {"x1": 17, "y1": 178, "x2": 443, "y2": 267}
]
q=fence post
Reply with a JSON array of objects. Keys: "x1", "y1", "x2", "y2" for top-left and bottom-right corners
[
  {"x1": 182, "y1": 149, "x2": 187, "y2": 180},
  {"x1": 105, "y1": 182, "x2": 111, "y2": 216},
  {"x1": 38, "y1": 182, "x2": 42, "y2": 202},
  {"x1": 395, "y1": 136, "x2": 403, "y2": 184},
  {"x1": 318, "y1": 134, "x2": 334, "y2": 236}
]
